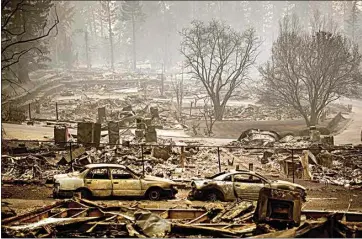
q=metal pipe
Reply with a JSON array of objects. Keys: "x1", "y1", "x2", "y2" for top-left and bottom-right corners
[
  {"x1": 292, "y1": 149, "x2": 295, "y2": 183},
  {"x1": 141, "y1": 145, "x2": 145, "y2": 176},
  {"x1": 56, "y1": 102, "x2": 58, "y2": 121},
  {"x1": 28, "y1": 103, "x2": 31, "y2": 120},
  {"x1": 217, "y1": 147, "x2": 221, "y2": 173},
  {"x1": 69, "y1": 141, "x2": 73, "y2": 172}
]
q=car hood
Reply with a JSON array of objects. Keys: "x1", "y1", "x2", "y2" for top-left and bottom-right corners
[
  {"x1": 143, "y1": 175, "x2": 175, "y2": 184},
  {"x1": 192, "y1": 179, "x2": 216, "y2": 189},
  {"x1": 53, "y1": 171, "x2": 81, "y2": 180},
  {"x1": 270, "y1": 180, "x2": 306, "y2": 191}
]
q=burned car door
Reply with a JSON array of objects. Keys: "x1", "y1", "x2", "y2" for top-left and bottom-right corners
[
  {"x1": 219, "y1": 175, "x2": 236, "y2": 200},
  {"x1": 232, "y1": 173, "x2": 266, "y2": 200},
  {"x1": 111, "y1": 168, "x2": 142, "y2": 196},
  {"x1": 84, "y1": 168, "x2": 112, "y2": 197}
]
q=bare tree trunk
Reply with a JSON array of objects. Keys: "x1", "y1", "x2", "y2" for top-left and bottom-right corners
[
  {"x1": 309, "y1": 111, "x2": 319, "y2": 127},
  {"x1": 132, "y1": 13, "x2": 136, "y2": 71},
  {"x1": 213, "y1": 101, "x2": 225, "y2": 121},
  {"x1": 91, "y1": 9, "x2": 96, "y2": 37},
  {"x1": 301, "y1": 113, "x2": 310, "y2": 127},
  {"x1": 100, "y1": 15, "x2": 104, "y2": 38},
  {"x1": 161, "y1": 64, "x2": 164, "y2": 96},
  {"x1": 55, "y1": 42, "x2": 59, "y2": 65},
  {"x1": 85, "y1": 30, "x2": 91, "y2": 69},
  {"x1": 18, "y1": 59, "x2": 30, "y2": 84},
  {"x1": 106, "y1": 1, "x2": 114, "y2": 71},
  {"x1": 180, "y1": 67, "x2": 184, "y2": 119}
]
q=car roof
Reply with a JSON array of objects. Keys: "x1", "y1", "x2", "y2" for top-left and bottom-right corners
[
  {"x1": 220, "y1": 170, "x2": 262, "y2": 178},
  {"x1": 229, "y1": 169, "x2": 255, "y2": 174},
  {"x1": 85, "y1": 164, "x2": 127, "y2": 169}
]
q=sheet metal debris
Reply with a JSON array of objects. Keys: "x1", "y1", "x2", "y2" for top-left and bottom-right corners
[{"x1": 2, "y1": 196, "x2": 362, "y2": 238}]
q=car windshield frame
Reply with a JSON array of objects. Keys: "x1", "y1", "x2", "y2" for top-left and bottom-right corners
[
  {"x1": 124, "y1": 166, "x2": 140, "y2": 178},
  {"x1": 206, "y1": 171, "x2": 227, "y2": 179},
  {"x1": 213, "y1": 173, "x2": 232, "y2": 181},
  {"x1": 254, "y1": 172, "x2": 270, "y2": 183},
  {"x1": 78, "y1": 168, "x2": 88, "y2": 173}
]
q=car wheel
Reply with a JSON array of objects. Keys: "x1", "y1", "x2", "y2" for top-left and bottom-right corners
[
  {"x1": 78, "y1": 189, "x2": 92, "y2": 199},
  {"x1": 53, "y1": 184, "x2": 60, "y2": 199},
  {"x1": 206, "y1": 191, "x2": 218, "y2": 201},
  {"x1": 147, "y1": 188, "x2": 161, "y2": 201}
]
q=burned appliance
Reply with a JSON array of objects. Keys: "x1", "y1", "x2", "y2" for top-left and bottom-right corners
[{"x1": 253, "y1": 187, "x2": 302, "y2": 228}]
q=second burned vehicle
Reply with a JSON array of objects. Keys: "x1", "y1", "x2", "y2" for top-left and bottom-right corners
[
  {"x1": 188, "y1": 169, "x2": 306, "y2": 202},
  {"x1": 53, "y1": 164, "x2": 179, "y2": 200}
]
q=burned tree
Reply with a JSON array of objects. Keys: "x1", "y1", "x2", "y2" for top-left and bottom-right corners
[
  {"x1": 1, "y1": 0, "x2": 59, "y2": 84},
  {"x1": 259, "y1": 15, "x2": 361, "y2": 127},
  {"x1": 51, "y1": 1, "x2": 75, "y2": 69},
  {"x1": 100, "y1": 0, "x2": 118, "y2": 71},
  {"x1": 120, "y1": 1, "x2": 145, "y2": 72},
  {"x1": 171, "y1": 74, "x2": 184, "y2": 122},
  {"x1": 200, "y1": 97, "x2": 216, "y2": 137},
  {"x1": 180, "y1": 20, "x2": 259, "y2": 120}
]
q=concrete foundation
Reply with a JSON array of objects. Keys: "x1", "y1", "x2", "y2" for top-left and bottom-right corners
[
  {"x1": 77, "y1": 122, "x2": 93, "y2": 144},
  {"x1": 54, "y1": 126, "x2": 67, "y2": 147},
  {"x1": 108, "y1": 121, "x2": 120, "y2": 145},
  {"x1": 77, "y1": 122, "x2": 101, "y2": 146},
  {"x1": 135, "y1": 129, "x2": 144, "y2": 138},
  {"x1": 93, "y1": 123, "x2": 101, "y2": 147},
  {"x1": 150, "y1": 107, "x2": 159, "y2": 118},
  {"x1": 97, "y1": 107, "x2": 106, "y2": 123},
  {"x1": 145, "y1": 131, "x2": 157, "y2": 142}
]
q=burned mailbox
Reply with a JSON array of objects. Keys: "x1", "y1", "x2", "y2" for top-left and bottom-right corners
[{"x1": 254, "y1": 187, "x2": 301, "y2": 227}]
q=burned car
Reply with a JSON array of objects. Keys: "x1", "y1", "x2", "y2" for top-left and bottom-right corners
[
  {"x1": 53, "y1": 164, "x2": 178, "y2": 200},
  {"x1": 188, "y1": 170, "x2": 306, "y2": 202}
]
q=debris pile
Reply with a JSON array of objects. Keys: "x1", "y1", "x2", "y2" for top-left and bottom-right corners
[
  {"x1": 223, "y1": 104, "x2": 302, "y2": 121},
  {"x1": 311, "y1": 147, "x2": 362, "y2": 189},
  {"x1": 1, "y1": 154, "x2": 68, "y2": 183},
  {"x1": 2, "y1": 136, "x2": 361, "y2": 190},
  {"x1": 2, "y1": 197, "x2": 361, "y2": 238}
]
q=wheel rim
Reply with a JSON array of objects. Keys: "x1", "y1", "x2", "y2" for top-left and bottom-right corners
[
  {"x1": 149, "y1": 191, "x2": 160, "y2": 200},
  {"x1": 207, "y1": 192, "x2": 217, "y2": 201},
  {"x1": 53, "y1": 185, "x2": 59, "y2": 194},
  {"x1": 81, "y1": 190, "x2": 89, "y2": 198}
]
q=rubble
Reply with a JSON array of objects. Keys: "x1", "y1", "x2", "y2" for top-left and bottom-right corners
[
  {"x1": 2, "y1": 196, "x2": 362, "y2": 238},
  {"x1": 2, "y1": 104, "x2": 362, "y2": 195},
  {"x1": 2, "y1": 135, "x2": 362, "y2": 192},
  {"x1": 237, "y1": 129, "x2": 280, "y2": 146}
]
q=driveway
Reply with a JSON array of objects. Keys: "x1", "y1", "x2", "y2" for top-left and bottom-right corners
[{"x1": 334, "y1": 98, "x2": 362, "y2": 145}]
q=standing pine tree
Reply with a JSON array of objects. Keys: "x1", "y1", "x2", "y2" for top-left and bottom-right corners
[
  {"x1": 51, "y1": 1, "x2": 75, "y2": 69},
  {"x1": 100, "y1": 0, "x2": 118, "y2": 71},
  {"x1": 120, "y1": 1, "x2": 145, "y2": 71},
  {"x1": 345, "y1": 0, "x2": 362, "y2": 45}
]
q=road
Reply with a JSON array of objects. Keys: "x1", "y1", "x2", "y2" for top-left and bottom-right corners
[
  {"x1": 1, "y1": 123, "x2": 233, "y2": 145},
  {"x1": 334, "y1": 98, "x2": 362, "y2": 145},
  {"x1": 2, "y1": 180, "x2": 362, "y2": 216}
]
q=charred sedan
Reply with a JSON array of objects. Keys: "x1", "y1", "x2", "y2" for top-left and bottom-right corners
[
  {"x1": 188, "y1": 170, "x2": 306, "y2": 202},
  {"x1": 53, "y1": 164, "x2": 178, "y2": 200}
]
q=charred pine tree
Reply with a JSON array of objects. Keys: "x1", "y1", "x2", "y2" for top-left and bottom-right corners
[
  {"x1": 120, "y1": 1, "x2": 145, "y2": 72},
  {"x1": 100, "y1": 0, "x2": 118, "y2": 71}
]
